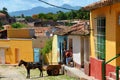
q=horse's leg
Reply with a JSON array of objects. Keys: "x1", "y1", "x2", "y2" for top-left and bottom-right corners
[
  {"x1": 39, "y1": 68, "x2": 43, "y2": 77},
  {"x1": 27, "y1": 69, "x2": 30, "y2": 78},
  {"x1": 41, "y1": 69, "x2": 43, "y2": 77}
]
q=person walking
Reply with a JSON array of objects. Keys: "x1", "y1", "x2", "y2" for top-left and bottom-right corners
[{"x1": 65, "y1": 47, "x2": 73, "y2": 66}]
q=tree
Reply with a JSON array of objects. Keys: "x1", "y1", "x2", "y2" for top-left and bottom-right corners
[
  {"x1": 46, "y1": 12, "x2": 54, "y2": 20},
  {"x1": 36, "y1": 8, "x2": 90, "y2": 21},
  {"x1": 57, "y1": 11, "x2": 67, "y2": 20},
  {"x1": 0, "y1": 7, "x2": 9, "y2": 18},
  {"x1": 11, "y1": 22, "x2": 28, "y2": 28},
  {"x1": 66, "y1": 10, "x2": 77, "y2": 19},
  {"x1": 38, "y1": 13, "x2": 46, "y2": 20},
  {"x1": 76, "y1": 9, "x2": 90, "y2": 20},
  {"x1": 41, "y1": 38, "x2": 53, "y2": 55},
  {"x1": 25, "y1": 16, "x2": 33, "y2": 22},
  {"x1": 32, "y1": 14, "x2": 39, "y2": 19}
]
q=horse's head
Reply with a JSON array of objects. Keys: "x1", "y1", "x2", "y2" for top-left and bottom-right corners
[{"x1": 18, "y1": 60, "x2": 24, "y2": 66}]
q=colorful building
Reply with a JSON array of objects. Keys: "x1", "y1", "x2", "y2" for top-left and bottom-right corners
[
  {"x1": 52, "y1": 22, "x2": 90, "y2": 76},
  {"x1": 52, "y1": 35, "x2": 67, "y2": 64},
  {"x1": 52, "y1": 26, "x2": 68, "y2": 64},
  {"x1": 66, "y1": 22, "x2": 90, "y2": 75},
  {"x1": 84, "y1": 0, "x2": 120, "y2": 79},
  {"x1": 32, "y1": 37, "x2": 50, "y2": 64},
  {"x1": 0, "y1": 29, "x2": 35, "y2": 64}
]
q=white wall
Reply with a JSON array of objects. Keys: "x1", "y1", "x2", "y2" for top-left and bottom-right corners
[
  {"x1": 84, "y1": 37, "x2": 90, "y2": 62},
  {"x1": 69, "y1": 36, "x2": 81, "y2": 65}
]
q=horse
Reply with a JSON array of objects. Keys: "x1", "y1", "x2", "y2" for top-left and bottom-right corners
[{"x1": 18, "y1": 60, "x2": 43, "y2": 78}]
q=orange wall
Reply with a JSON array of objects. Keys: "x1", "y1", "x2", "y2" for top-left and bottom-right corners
[
  {"x1": 90, "y1": 3, "x2": 120, "y2": 66},
  {"x1": 0, "y1": 39, "x2": 33, "y2": 64}
]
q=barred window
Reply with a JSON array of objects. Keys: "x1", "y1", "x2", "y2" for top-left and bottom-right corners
[{"x1": 94, "y1": 17, "x2": 106, "y2": 60}]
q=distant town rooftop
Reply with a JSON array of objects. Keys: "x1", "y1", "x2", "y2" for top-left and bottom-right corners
[{"x1": 0, "y1": 13, "x2": 6, "y2": 17}]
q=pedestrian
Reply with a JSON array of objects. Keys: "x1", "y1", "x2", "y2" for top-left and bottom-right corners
[{"x1": 65, "y1": 47, "x2": 73, "y2": 66}]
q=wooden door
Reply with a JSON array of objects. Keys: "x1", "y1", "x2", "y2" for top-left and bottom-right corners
[{"x1": 34, "y1": 48, "x2": 40, "y2": 62}]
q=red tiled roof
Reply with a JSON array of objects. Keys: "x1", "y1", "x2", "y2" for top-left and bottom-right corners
[
  {"x1": 0, "y1": 13, "x2": 6, "y2": 17},
  {"x1": 67, "y1": 21, "x2": 90, "y2": 35},
  {"x1": 53, "y1": 26, "x2": 68, "y2": 35},
  {"x1": 54, "y1": 20, "x2": 90, "y2": 36},
  {"x1": 34, "y1": 27, "x2": 50, "y2": 37},
  {"x1": 84, "y1": 0, "x2": 120, "y2": 10}
]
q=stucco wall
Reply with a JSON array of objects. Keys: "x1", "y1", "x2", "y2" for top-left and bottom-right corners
[
  {"x1": 90, "y1": 57, "x2": 103, "y2": 80},
  {"x1": 52, "y1": 35, "x2": 58, "y2": 64},
  {"x1": 84, "y1": 37, "x2": 90, "y2": 62},
  {"x1": 71, "y1": 36, "x2": 81, "y2": 65},
  {"x1": 0, "y1": 39, "x2": 33, "y2": 64},
  {"x1": 115, "y1": 3, "x2": 120, "y2": 66}
]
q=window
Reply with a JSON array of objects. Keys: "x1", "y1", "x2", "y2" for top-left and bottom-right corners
[{"x1": 94, "y1": 17, "x2": 106, "y2": 60}]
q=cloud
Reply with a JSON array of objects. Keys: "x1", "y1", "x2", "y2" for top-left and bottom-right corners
[
  {"x1": 0, "y1": 0, "x2": 99, "y2": 12},
  {"x1": 0, "y1": 0, "x2": 40, "y2": 12}
]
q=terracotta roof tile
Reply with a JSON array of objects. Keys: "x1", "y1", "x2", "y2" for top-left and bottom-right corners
[
  {"x1": 54, "y1": 20, "x2": 90, "y2": 36},
  {"x1": 53, "y1": 26, "x2": 68, "y2": 35},
  {"x1": 67, "y1": 21, "x2": 90, "y2": 35},
  {"x1": 34, "y1": 27, "x2": 50, "y2": 37},
  {"x1": 84, "y1": 0, "x2": 120, "y2": 10}
]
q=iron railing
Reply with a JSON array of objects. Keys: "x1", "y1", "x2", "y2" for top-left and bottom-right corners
[{"x1": 102, "y1": 54, "x2": 120, "y2": 80}]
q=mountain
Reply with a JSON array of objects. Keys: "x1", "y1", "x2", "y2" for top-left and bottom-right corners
[{"x1": 9, "y1": 4, "x2": 81, "y2": 16}]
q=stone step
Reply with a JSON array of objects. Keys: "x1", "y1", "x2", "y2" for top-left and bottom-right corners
[
  {"x1": 106, "y1": 76, "x2": 115, "y2": 80},
  {"x1": 89, "y1": 76, "x2": 99, "y2": 80},
  {"x1": 109, "y1": 72, "x2": 120, "y2": 80}
]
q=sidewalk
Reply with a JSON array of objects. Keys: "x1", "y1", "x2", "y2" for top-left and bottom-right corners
[{"x1": 62, "y1": 65, "x2": 95, "y2": 80}]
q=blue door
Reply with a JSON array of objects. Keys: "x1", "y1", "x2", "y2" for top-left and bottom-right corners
[{"x1": 34, "y1": 48, "x2": 40, "y2": 62}]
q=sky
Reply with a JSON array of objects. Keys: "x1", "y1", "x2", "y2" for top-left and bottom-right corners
[{"x1": 0, "y1": 0, "x2": 99, "y2": 12}]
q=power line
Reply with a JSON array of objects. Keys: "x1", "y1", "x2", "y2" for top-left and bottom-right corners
[{"x1": 38, "y1": 0, "x2": 74, "y2": 11}]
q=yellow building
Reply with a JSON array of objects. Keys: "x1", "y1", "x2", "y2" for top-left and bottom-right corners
[
  {"x1": 84, "y1": 0, "x2": 120, "y2": 80},
  {"x1": 0, "y1": 29, "x2": 34, "y2": 64}
]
